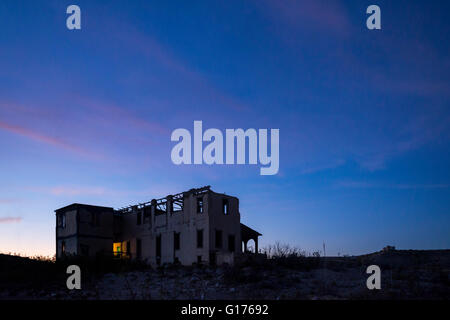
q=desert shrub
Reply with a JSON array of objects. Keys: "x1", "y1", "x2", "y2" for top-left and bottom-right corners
[
  {"x1": 261, "y1": 242, "x2": 321, "y2": 271},
  {"x1": 262, "y1": 242, "x2": 307, "y2": 259}
]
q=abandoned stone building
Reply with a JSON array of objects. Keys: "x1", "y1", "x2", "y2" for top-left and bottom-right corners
[{"x1": 55, "y1": 186, "x2": 261, "y2": 266}]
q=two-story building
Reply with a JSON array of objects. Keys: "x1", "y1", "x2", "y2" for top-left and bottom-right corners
[{"x1": 55, "y1": 186, "x2": 261, "y2": 266}]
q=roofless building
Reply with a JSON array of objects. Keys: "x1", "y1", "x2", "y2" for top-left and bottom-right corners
[{"x1": 55, "y1": 186, "x2": 261, "y2": 266}]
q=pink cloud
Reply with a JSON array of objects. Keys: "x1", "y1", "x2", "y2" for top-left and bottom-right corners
[
  {"x1": 0, "y1": 217, "x2": 22, "y2": 224},
  {"x1": 0, "y1": 120, "x2": 101, "y2": 159},
  {"x1": 257, "y1": 0, "x2": 351, "y2": 36},
  {"x1": 72, "y1": 96, "x2": 171, "y2": 136},
  {"x1": 0, "y1": 99, "x2": 172, "y2": 172},
  {"x1": 0, "y1": 198, "x2": 19, "y2": 204}
]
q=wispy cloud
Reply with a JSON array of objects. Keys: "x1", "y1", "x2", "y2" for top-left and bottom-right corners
[
  {"x1": 0, "y1": 98, "x2": 168, "y2": 170},
  {"x1": 336, "y1": 181, "x2": 450, "y2": 190},
  {"x1": 72, "y1": 96, "x2": 171, "y2": 137},
  {"x1": 28, "y1": 184, "x2": 184, "y2": 200},
  {"x1": 0, "y1": 217, "x2": 22, "y2": 224},
  {"x1": 0, "y1": 120, "x2": 101, "y2": 159},
  {"x1": 300, "y1": 159, "x2": 346, "y2": 175},
  {"x1": 0, "y1": 198, "x2": 20, "y2": 204},
  {"x1": 257, "y1": 0, "x2": 351, "y2": 36},
  {"x1": 107, "y1": 23, "x2": 249, "y2": 112}
]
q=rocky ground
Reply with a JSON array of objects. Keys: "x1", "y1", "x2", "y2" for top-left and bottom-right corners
[{"x1": 1, "y1": 250, "x2": 449, "y2": 300}]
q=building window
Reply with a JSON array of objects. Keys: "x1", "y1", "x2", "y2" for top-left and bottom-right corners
[
  {"x1": 228, "y1": 235, "x2": 235, "y2": 252},
  {"x1": 156, "y1": 235, "x2": 161, "y2": 258},
  {"x1": 58, "y1": 213, "x2": 66, "y2": 228},
  {"x1": 174, "y1": 232, "x2": 180, "y2": 251},
  {"x1": 61, "y1": 241, "x2": 66, "y2": 255},
  {"x1": 137, "y1": 211, "x2": 142, "y2": 225},
  {"x1": 197, "y1": 197, "x2": 203, "y2": 213},
  {"x1": 80, "y1": 244, "x2": 89, "y2": 256},
  {"x1": 197, "y1": 255, "x2": 202, "y2": 264},
  {"x1": 113, "y1": 242, "x2": 121, "y2": 257},
  {"x1": 144, "y1": 206, "x2": 151, "y2": 223},
  {"x1": 136, "y1": 238, "x2": 142, "y2": 259},
  {"x1": 223, "y1": 199, "x2": 229, "y2": 215},
  {"x1": 197, "y1": 229, "x2": 203, "y2": 248},
  {"x1": 215, "y1": 230, "x2": 222, "y2": 249}
]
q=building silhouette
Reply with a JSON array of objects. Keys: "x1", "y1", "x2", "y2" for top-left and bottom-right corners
[{"x1": 55, "y1": 186, "x2": 261, "y2": 265}]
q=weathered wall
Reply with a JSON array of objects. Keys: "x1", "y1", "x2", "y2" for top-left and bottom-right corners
[
  {"x1": 115, "y1": 192, "x2": 211, "y2": 266},
  {"x1": 76, "y1": 206, "x2": 114, "y2": 257},
  {"x1": 56, "y1": 209, "x2": 77, "y2": 238},
  {"x1": 56, "y1": 209, "x2": 77, "y2": 257},
  {"x1": 208, "y1": 192, "x2": 242, "y2": 261},
  {"x1": 56, "y1": 205, "x2": 114, "y2": 259},
  {"x1": 77, "y1": 206, "x2": 114, "y2": 238},
  {"x1": 56, "y1": 237, "x2": 77, "y2": 256},
  {"x1": 116, "y1": 211, "x2": 153, "y2": 261}
]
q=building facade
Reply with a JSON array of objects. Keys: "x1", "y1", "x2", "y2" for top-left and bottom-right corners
[{"x1": 55, "y1": 186, "x2": 261, "y2": 266}]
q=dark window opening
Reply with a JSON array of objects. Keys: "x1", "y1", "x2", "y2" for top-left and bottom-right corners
[
  {"x1": 197, "y1": 255, "x2": 202, "y2": 264},
  {"x1": 144, "y1": 206, "x2": 151, "y2": 222},
  {"x1": 228, "y1": 235, "x2": 235, "y2": 252},
  {"x1": 156, "y1": 235, "x2": 161, "y2": 265},
  {"x1": 223, "y1": 199, "x2": 229, "y2": 215},
  {"x1": 174, "y1": 232, "x2": 180, "y2": 251},
  {"x1": 136, "y1": 238, "x2": 142, "y2": 259},
  {"x1": 137, "y1": 211, "x2": 142, "y2": 225},
  {"x1": 215, "y1": 230, "x2": 222, "y2": 249},
  {"x1": 174, "y1": 257, "x2": 180, "y2": 264},
  {"x1": 197, "y1": 197, "x2": 203, "y2": 213},
  {"x1": 126, "y1": 241, "x2": 131, "y2": 257},
  {"x1": 61, "y1": 241, "x2": 66, "y2": 255},
  {"x1": 197, "y1": 229, "x2": 203, "y2": 248},
  {"x1": 209, "y1": 252, "x2": 216, "y2": 266},
  {"x1": 58, "y1": 213, "x2": 66, "y2": 228}
]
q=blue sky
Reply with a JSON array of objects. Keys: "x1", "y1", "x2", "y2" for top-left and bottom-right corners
[{"x1": 0, "y1": 0, "x2": 449, "y2": 256}]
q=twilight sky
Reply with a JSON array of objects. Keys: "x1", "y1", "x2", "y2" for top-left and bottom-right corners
[{"x1": 0, "y1": 0, "x2": 449, "y2": 256}]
